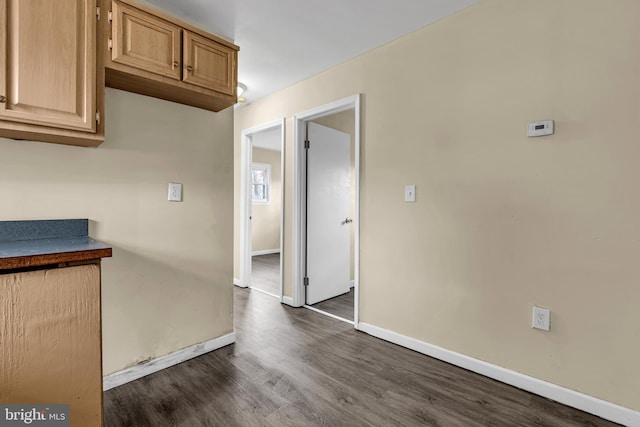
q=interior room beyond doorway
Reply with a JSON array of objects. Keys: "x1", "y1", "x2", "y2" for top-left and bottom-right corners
[{"x1": 250, "y1": 127, "x2": 283, "y2": 298}]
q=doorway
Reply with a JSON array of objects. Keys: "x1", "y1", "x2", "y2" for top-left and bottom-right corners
[
  {"x1": 239, "y1": 119, "x2": 285, "y2": 300},
  {"x1": 293, "y1": 95, "x2": 361, "y2": 327}
]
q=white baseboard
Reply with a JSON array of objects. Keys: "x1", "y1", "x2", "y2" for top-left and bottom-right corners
[
  {"x1": 358, "y1": 323, "x2": 640, "y2": 427},
  {"x1": 251, "y1": 249, "x2": 280, "y2": 256},
  {"x1": 233, "y1": 278, "x2": 248, "y2": 288},
  {"x1": 282, "y1": 296, "x2": 296, "y2": 307},
  {"x1": 103, "y1": 332, "x2": 236, "y2": 391}
]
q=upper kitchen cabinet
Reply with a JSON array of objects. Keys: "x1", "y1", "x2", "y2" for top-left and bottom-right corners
[
  {"x1": 183, "y1": 30, "x2": 235, "y2": 96},
  {"x1": 105, "y1": 0, "x2": 239, "y2": 112},
  {"x1": 110, "y1": 0, "x2": 181, "y2": 81},
  {"x1": 0, "y1": 0, "x2": 105, "y2": 147}
]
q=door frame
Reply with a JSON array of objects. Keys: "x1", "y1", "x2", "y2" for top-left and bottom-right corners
[
  {"x1": 293, "y1": 94, "x2": 361, "y2": 328},
  {"x1": 239, "y1": 118, "x2": 286, "y2": 301}
]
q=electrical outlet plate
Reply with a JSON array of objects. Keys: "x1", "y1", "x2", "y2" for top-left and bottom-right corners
[
  {"x1": 532, "y1": 306, "x2": 550, "y2": 331},
  {"x1": 168, "y1": 182, "x2": 182, "y2": 202}
]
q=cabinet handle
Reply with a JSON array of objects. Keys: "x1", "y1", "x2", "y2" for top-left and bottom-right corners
[
  {"x1": 173, "y1": 61, "x2": 179, "y2": 68},
  {"x1": 0, "y1": 95, "x2": 6, "y2": 103},
  {"x1": 187, "y1": 65, "x2": 193, "y2": 72}
]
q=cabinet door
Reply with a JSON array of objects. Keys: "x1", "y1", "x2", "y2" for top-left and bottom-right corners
[
  {"x1": 0, "y1": 0, "x2": 96, "y2": 132},
  {"x1": 183, "y1": 30, "x2": 235, "y2": 96},
  {"x1": 111, "y1": 0, "x2": 181, "y2": 81}
]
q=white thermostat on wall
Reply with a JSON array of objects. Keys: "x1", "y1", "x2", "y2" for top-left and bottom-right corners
[{"x1": 528, "y1": 120, "x2": 554, "y2": 137}]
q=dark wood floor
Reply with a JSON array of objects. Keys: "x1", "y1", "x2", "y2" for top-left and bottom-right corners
[
  {"x1": 103, "y1": 288, "x2": 619, "y2": 427},
  {"x1": 251, "y1": 253, "x2": 280, "y2": 295},
  {"x1": 253, "y1": 252, "x2": 354, "y2": 321},
  {"x1": 311, "y1": 287, "x2": 354, "y2": 321}
]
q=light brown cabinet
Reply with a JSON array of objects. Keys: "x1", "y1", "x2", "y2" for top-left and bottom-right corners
[
  {"x1": 105, "y1": 0, "x2": 238, "y2": 112},
  {"x1": 0, "y1": 0, "x2": 236, "y2": 147},
  {"x1": 111, "y1": 0, "x2": 181, "y2": 81},
  {"x1": 0, "y1": 263, "x2": 104, "y2": 426},
  {"x1": 183, "y1": 30, "x2": 236, "y2": 96},
  {"x1": 0, "y1": 0, "x2": 105, "y2": 147}
]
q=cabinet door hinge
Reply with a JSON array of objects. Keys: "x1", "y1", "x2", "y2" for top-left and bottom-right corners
[
  {"x1": 304, "y1": 140, "x2": 310, "y2": 149},
  {"x1": 108, "y1": 11, "x2": 113, "y2": 23},
  {"x1": 96, "y1": 6, "x2": 100, "y2": 20},
  {"x1": 96, "y1": 111, "x2": 101, "y2": 126},
  {"x1": 108, "y1": 39, "x2": 113, "y2": 50},
  {"x1": 303, "y1": 277, "x2": 309, "y2": 287}
]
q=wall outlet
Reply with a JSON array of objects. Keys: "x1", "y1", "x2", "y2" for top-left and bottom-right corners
[
  {"x1": 168, "y1": 182, "x2": 182, "y2": 202},
  {"x1": 532, "y1": 306, "x2": 550, "y2": 331}
]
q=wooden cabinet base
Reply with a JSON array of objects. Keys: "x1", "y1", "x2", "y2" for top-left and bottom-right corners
[
  {"x1": 106, "y1": 67, "x2": 235, "y2": 112},
  {"x1": 0, "y1": 263, "x2": 103, "y2": 427},
  {"x1": 0, "y1": 123, "x2": 104, "y2": 147}
]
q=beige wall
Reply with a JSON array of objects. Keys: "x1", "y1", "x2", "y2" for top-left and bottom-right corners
[
  {"x1": 0, "y1": 88, "x2": 234, "y2": 375},
  {"x1": 251, "y1": 147, "x2": 282, "y2": 253},
  {"x1": 312, "y1": 111, "x2": 356, "y2": 282},
  {"x1": 234, "y1": 0, "x2": 640, "y2": 411}
]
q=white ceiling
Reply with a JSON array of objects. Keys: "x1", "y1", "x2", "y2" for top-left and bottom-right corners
[{"x1": 145, "y1": 0, "x2": 479, "y2": 103}]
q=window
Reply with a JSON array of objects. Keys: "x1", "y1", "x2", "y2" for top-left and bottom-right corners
[{"x1": 251, "y1": 162, "x2": 271, "y2": 204}]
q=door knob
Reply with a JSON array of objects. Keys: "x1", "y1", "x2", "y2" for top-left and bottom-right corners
[
  {"x1": 187, "y1": 65, "x2": 194, "y2": 72},
  {"x1": 173, "y1": 61, "x2": 180, "y2": 68},
  {"x1": 0, "y1": 95, "x2": 6, "y2": 103},
  {"x1": 343, "y1": 217, "x2": 353, "y2": 225}
]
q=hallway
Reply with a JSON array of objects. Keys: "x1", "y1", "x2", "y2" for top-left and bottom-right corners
[{"x1": 103, "y1": 288, "x2": 616, "y2": 426}]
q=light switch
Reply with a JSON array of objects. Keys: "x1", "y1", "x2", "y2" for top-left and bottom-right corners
[
  {"x1": 405, "y1": 185, "x2": 416, "y2": 202},
  {"x1": 168, "y1": 182, "x2": 182, "y2": 202}
]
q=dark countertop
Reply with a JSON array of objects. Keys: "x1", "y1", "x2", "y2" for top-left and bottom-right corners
[
  {"x1": 0, "y1": 237, "x2": 112, "y2": 270},
  {"x1": 0, "y1": 220, "x2": 112, "y2": 270}
]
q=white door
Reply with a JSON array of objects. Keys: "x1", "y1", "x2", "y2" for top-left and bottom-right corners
[{"x1": 306, "y1": 122, "x2": 351, "y2": 305}]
